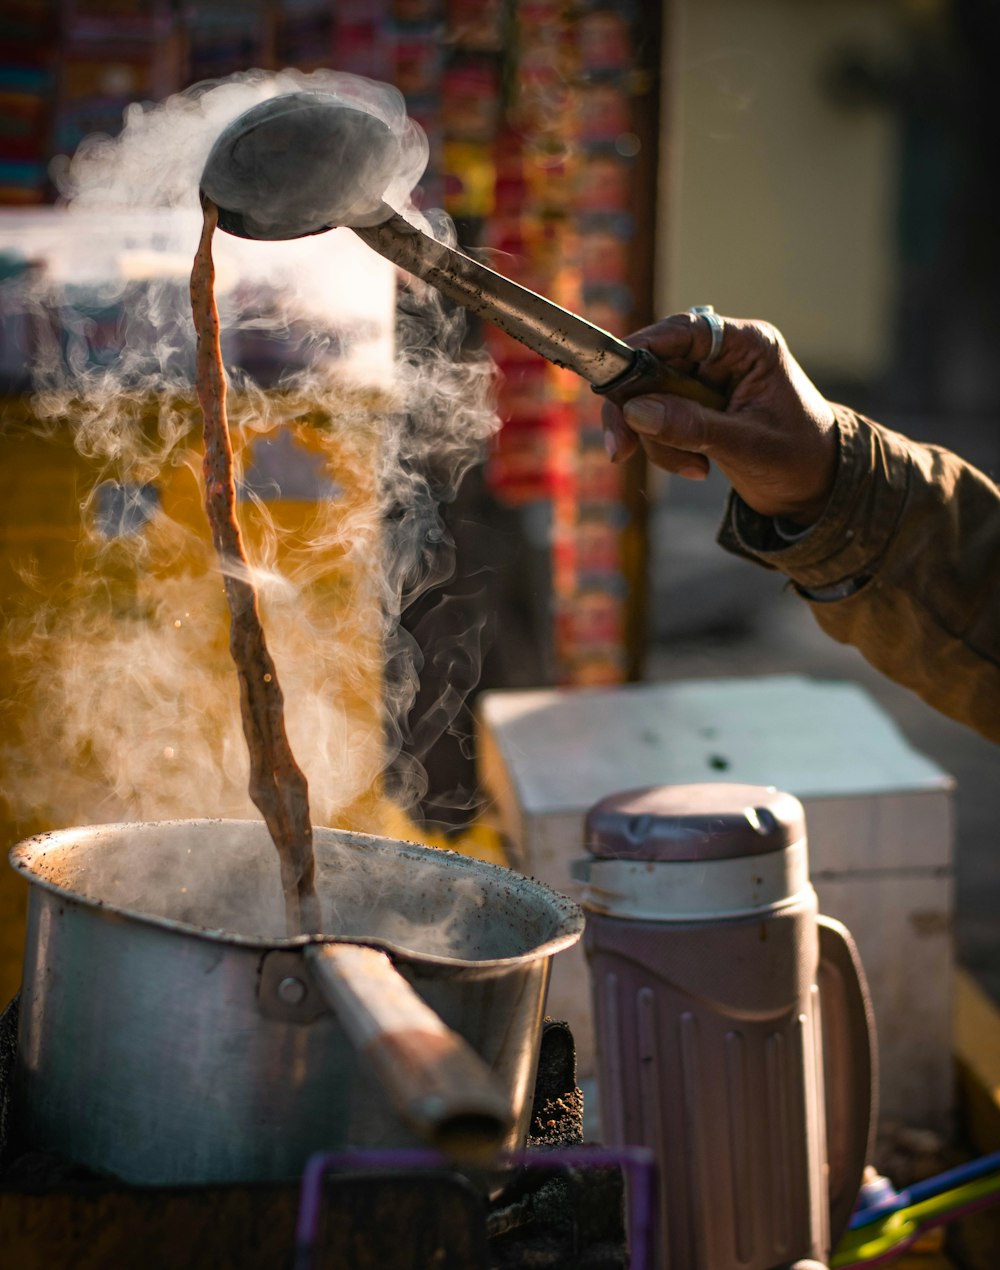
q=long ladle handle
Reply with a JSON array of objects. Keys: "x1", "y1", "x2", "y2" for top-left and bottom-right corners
[
  {"x1": 305, "y1": 942, "x2": 513, "y2": 1164},
  {"x1": 353, "y1": 210, "x2": 725, "y2": 410}
]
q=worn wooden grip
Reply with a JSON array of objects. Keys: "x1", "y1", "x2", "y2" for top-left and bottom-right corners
[
  {"x1": 596, "y1": 346, "x2": 727, "y2": 411},
  {"x1": 305, "y1": 942, "x2": 513, "y2": 1163}
]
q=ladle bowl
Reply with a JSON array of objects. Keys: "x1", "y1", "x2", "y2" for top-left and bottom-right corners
[
  {"x1": 201, "y1": 91, "x2": 401, "y2": 241},
  {"x1": 199, "y1": 91, "x2": 727, "y2": 410}
]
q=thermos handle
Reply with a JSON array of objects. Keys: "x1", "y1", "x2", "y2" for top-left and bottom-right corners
[{"x1": 817, "y1": 915, "x2": 879, "y2": 1246}]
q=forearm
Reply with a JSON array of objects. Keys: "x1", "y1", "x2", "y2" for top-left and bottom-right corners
[{"x1": 718, "y1": 407, "x2": 1000, "y2": 742}]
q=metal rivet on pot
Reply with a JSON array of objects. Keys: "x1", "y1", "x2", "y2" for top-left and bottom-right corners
[{"x1": 277, "y1": 976, "x2": 307, "y2": 1005}]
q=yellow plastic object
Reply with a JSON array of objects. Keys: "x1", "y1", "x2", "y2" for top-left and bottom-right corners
[
  {"x1": 831, "y1": 1171, "x2": 1000, "y2": 1266},
  {"x1": 0, "y1": 388, "x2": 399, "y2": 1004},
  {"x1": 380, "y1": 801, "x2": 509, "y2": 868}
]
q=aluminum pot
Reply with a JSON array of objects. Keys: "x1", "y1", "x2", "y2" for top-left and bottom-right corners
[{"x1": 8, "y1": 818, "x2": 583, "y2": 1185}]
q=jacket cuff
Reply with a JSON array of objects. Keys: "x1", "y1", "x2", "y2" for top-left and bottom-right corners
[{"x1": 716, "y1": 405, "x2": 912, "y2": 591}]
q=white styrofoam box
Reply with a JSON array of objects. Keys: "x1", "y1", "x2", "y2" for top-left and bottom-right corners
[
  {"x1": 813, "y1": 873, "x2": 953, "y2": 1130},
  {"x1": 475, "y1": 674, "x2": 955, "y2": 1132}
]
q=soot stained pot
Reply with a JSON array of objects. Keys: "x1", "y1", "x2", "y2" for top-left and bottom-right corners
[{"x1": 8, "y1": 818, "x2": 583, "y2": 1185}]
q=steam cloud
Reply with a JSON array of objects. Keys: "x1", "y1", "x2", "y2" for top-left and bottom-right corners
[
  {"x1": 200, "y1": 90, "x2": 427, "y2": 239},
  {"x1": 55, "y1": 68, "x2": 427, "y2": 228},
  {"x1": 1, "y1": 70, "x2": 500, "y2": 871}
]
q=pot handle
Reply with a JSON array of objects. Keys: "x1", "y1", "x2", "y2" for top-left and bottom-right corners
[
  {"x1": 305, "y1": 942, "x2": 514, "y2": 1165},
  {"x1": 818, "y1": 915, "x2": 879, "y2": 1247}
]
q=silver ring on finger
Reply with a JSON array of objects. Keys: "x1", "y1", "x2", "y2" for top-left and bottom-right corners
[{"x1": 688, "y1": 304, "x2": 725, "y2": 365}]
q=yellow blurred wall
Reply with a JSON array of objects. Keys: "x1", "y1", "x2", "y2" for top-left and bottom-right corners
[{"x1": 0, "y1": 395, "x2": 388, "y2": 1006}]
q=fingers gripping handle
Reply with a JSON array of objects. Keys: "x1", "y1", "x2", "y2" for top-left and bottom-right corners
[
  {"x1": 817, "y1": 915, "x2": 879, "y2": 1247},
  {"x1": 594, "y1": 346, "x2": 727, "y2": 411}
]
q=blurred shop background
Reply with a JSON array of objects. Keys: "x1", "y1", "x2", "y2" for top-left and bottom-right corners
[{"x1": 2, "y1": 0, "x2": 1000, "y2": 1008}]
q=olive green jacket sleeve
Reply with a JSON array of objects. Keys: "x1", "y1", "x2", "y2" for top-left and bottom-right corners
[{"x1": 717, "y1": 405, "x2": 1000, "y2": 744}]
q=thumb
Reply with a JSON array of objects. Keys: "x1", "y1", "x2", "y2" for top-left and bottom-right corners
[
  {"x1": 599, "y1": 398, "x2": 638, "y2": 463},
  {"x1": 622, "y1": 394, "x2": 728, "y2": 458},
  {"x1": 619, "y1": 395, "x2": 722, "y2": 479}
]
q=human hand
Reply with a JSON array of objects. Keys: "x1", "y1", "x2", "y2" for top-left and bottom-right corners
[{"x1": 601, "y1": 312, "x2": 839, "y2": 525}]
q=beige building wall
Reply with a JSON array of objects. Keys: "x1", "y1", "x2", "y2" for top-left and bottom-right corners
[{"x1": 660, "y1": 0, "x2": 903, "y2": 383}]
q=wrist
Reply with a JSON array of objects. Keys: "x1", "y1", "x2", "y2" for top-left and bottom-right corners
[
  {"x1": 773, "y1": 516, "x2": 814, "y2": 543},
  {"x1": 735, "y1": 484, "x2": 834, "y2": 528},
  {"x1": 754, "y1": 425, "x2": 840, "y2": 527},
  {"x1": 775, "y1": 491, "x2": 832, "y2": 528}
]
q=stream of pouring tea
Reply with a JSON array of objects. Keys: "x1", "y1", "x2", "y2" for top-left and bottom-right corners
[
  {"x1": 1, "y1": 71, "x2": 501, "y2": 919},
  {"x1": 190, "y1": 199, "x2": 321, "y2": 934}
]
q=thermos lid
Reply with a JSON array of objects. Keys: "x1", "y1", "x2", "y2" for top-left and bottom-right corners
[{"x1": 584, "y1": 783, "x2": 805, "y2": 862}]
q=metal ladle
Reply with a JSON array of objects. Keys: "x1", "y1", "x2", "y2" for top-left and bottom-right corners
[{"x1": 200, "y1": 91, "x2": 725, "y2": 409}]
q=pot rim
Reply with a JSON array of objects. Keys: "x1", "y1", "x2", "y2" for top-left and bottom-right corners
[{"x1": 9, "y1": 817, "x2": 585, "y2": 969}]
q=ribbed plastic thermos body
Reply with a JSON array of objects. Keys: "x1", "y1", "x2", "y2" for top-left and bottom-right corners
[{"x1": 574, "y1": 785, "x2": 836, "y2": 1270}]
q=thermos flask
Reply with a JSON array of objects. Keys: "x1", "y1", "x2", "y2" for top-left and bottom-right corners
[{"x1": 572, "y1": 783, "x2": 877, "y2": 1270}]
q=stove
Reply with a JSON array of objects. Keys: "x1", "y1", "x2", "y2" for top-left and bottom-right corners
[{"x1": 0, "y1": 999, "x2": 652, "y2": 1268}]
